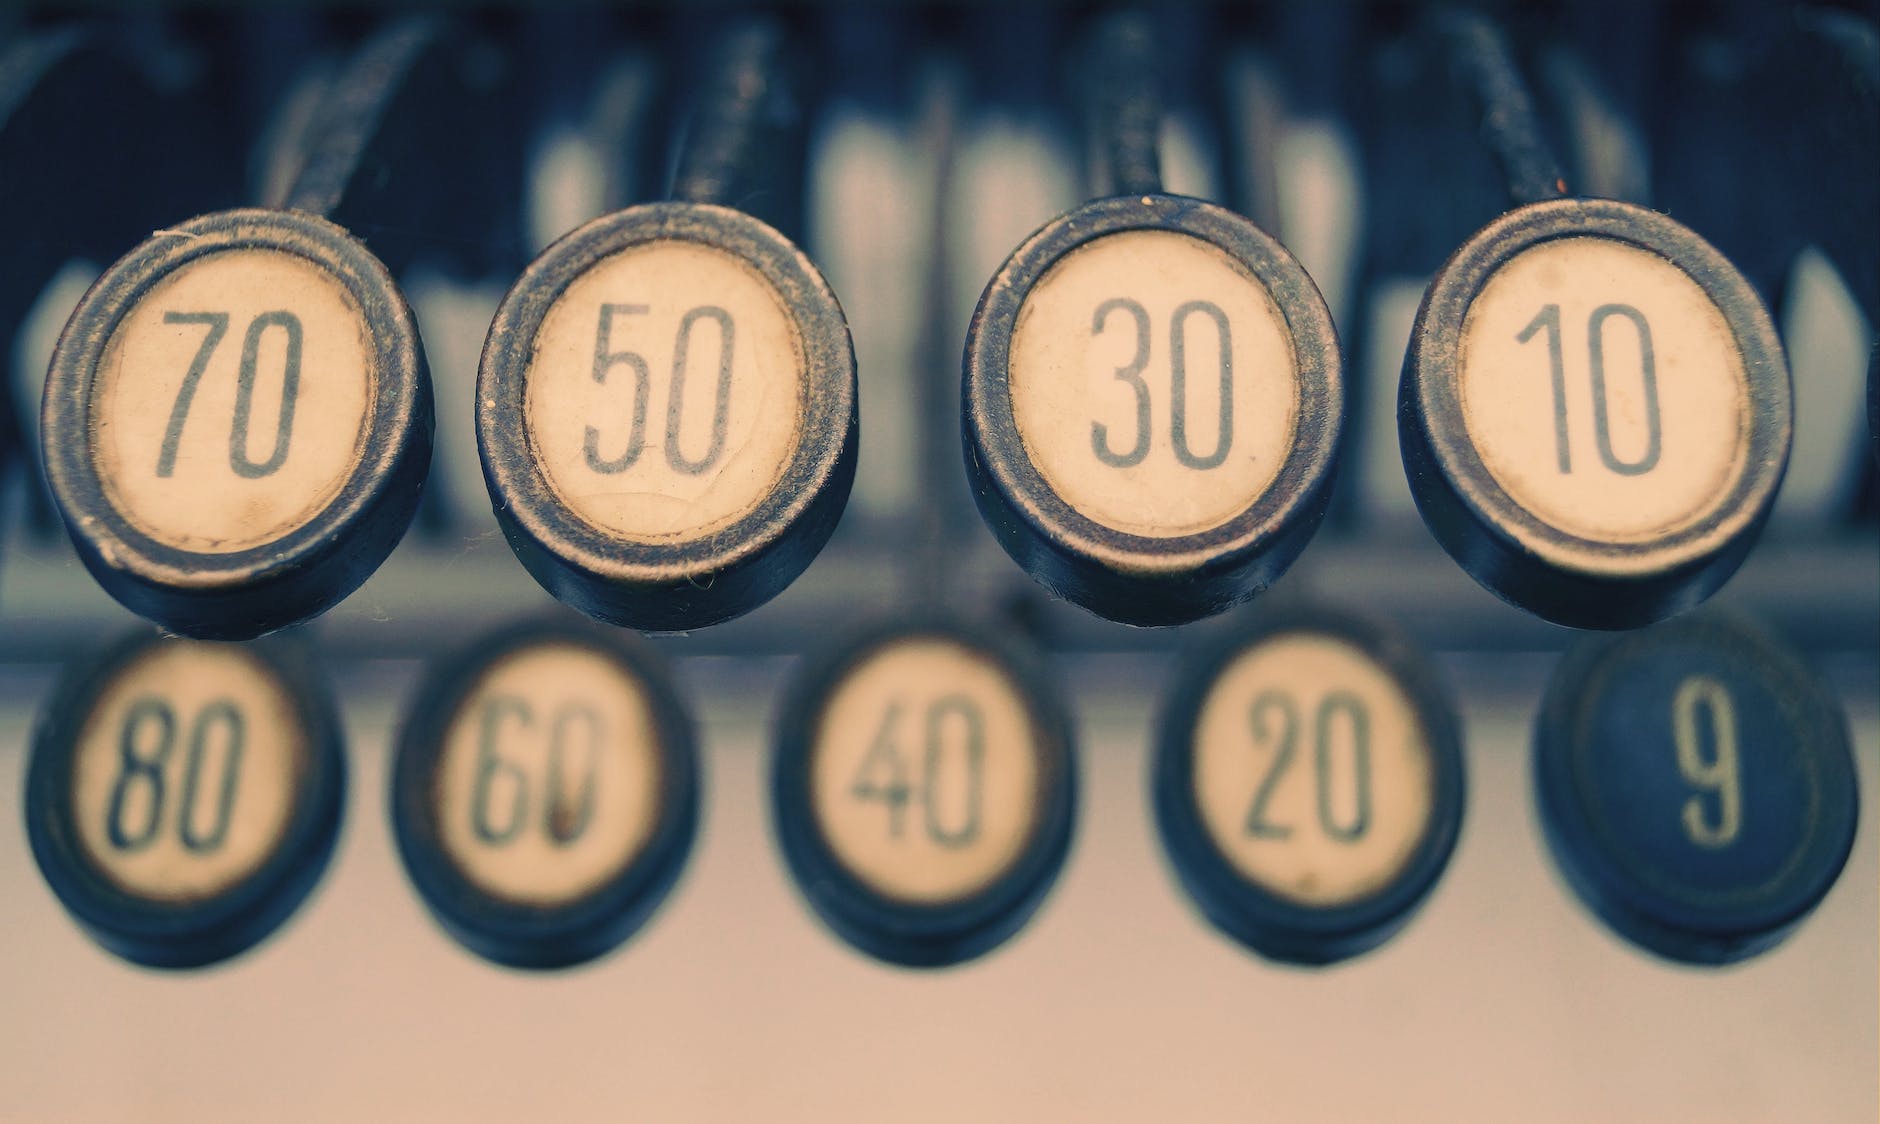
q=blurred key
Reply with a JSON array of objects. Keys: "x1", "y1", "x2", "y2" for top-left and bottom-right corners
[
  {"x1": 1154, "y1": 603, "x2": 1465, "y2": 965},
  {"x1": 771, "y1": 616, "x2": 1077, "y2": 967},
  {"x1": 25, "y1": 627, "x2": 345, "y2": 968},
  {"x1": 391, "y1": 615, "x2": 699, "y2": 969},
  {"x1": 1534, "y1": 612, "x2": 1858, "y2": 965}
]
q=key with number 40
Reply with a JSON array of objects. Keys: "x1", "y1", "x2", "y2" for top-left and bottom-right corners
[{"x1": 771, "y1": 618, "x2": 1077, "y2": 967}]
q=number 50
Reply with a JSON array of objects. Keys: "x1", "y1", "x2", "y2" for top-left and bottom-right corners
[{"x1": 585, "y1": 303, "x2": 735, "y2": 477}]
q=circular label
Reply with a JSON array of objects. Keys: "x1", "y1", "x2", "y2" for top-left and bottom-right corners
[
  {"x1": 524, "y1": 240, "x2": 806, "y2": 543},
  {"x1": 1459, "y1": 236, "x2": 1749, "y2": 543},
  {"x1": 809, "y1": 638, "x2": 1042, "y2": 905},
  {"x1": 1007, "y1": 229, "x2": 1299, "y2": 539},
  {"x1": 91, "y1": 248, "x2": 375, "y2": 554},
  {"x1": 71, "y1": 643, "x2": 308, "y2": 903},
  {"x1": 432, "y1": 642, "x2": 664, "y2": 908},
  {"x1": 1191, "y1": 633, "x2": 1434, "y2": 908},
  {"x1": 1573, "y1": 639, "x2": 1823, "y2": 910}
]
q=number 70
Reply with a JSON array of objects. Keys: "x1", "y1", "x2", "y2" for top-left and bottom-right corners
[{"x1": 157, "y1": 310, "x2": 305, "y2": 480}]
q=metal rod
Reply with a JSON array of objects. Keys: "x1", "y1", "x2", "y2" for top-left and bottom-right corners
[
  {"x1": 1430, "y1": 8, "x2": 1570, "y2": 206},
  {"x1": 278, "y1": 17, "x2": 442, "y2": 216},
  {"x1": 912, "y1": 62, "x2": 963, "y2": 612},
  {"x1": 1083, "y1": 9, "x2": 1164, "y2": 199},
  {"x1": 669, "y1": 19, "x2": 798, "y2": 212}
]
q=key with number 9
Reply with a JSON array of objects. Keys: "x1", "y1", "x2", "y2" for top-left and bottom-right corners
[{"x1": 1533, "y1": 613, "x2": 1858, "y2": 964}]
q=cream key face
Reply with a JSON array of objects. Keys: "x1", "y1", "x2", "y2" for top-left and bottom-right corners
[
  {"x1": 70, "y1": 642, "x2": 308, "y2": 903},
  {"x1": 1191, "y1": 633, "x2": 1435, "y2": 908},
  {"x1": 1459, "y1": 236, "x2": 1750, "y2": 543},
  {"x1": 964, "y1": 197, "x2": 1342, "y2": 627},
  {"x1": 431, "y1": 642, "x2": 665, "y2": 908},
  {"x1": 90, "y1": 248, "x2": 374, "y2": 554},
  {"x1": 1007, "y1": 229, "x2": 1299, "y2": 539},
  {"x1": 810, "y1": 638, "x2": 1043, "y2": 905},
  {"x1": 524, "y1": 240, "x2": 806, "y2": 543}
]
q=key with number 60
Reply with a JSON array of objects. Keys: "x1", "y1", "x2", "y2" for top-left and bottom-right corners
[{"x1": 391, "y1": 616, "x2": 701, "y2": 969}]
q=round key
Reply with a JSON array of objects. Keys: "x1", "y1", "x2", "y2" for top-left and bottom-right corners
[
  {"x1": 390, "y1": 617, "x2": 699, "y2": 969},
  {"x1": 1154, "y1": 606, "x2": 1466, "y2": 964},
  {"x1": 24, "y1": 629, "x2": 345, "y2": 969},
  {"x1": 1400, "y1": 198, "x2": 1790, "y2": 629},
  {"x1": 771, "y1": 618, "x2": 1076, "y2": 967},
  {"x1": 43, "y1": 208, "x2": 432, "y2": 640},
  {"x1": 963, "y1": 194, "x2": 1343, "y2": 626},
  {"x1": 479, "y1": 202, "x2": 857, "y2": 632},
  {"x1": 1535, "y1": 613, "x2": 1858, "y2": 965}
]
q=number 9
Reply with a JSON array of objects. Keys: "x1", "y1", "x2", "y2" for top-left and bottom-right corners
[{"x1": 1672, "y1": 675, "x2": 1741, "y2": 849}]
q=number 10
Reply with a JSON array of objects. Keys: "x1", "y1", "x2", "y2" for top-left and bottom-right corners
[{"x1": 1515, "y1": 303, "x2": 1661, "y2": 477}]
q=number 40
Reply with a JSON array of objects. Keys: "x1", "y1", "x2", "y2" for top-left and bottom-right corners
[{"x1": 850, "y1": 697, "x2": 985, "y2": 848}]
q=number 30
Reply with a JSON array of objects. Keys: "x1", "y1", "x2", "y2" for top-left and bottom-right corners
[{"x1": 1090, "y1": 297, "x2": 1233, "y2": 470}]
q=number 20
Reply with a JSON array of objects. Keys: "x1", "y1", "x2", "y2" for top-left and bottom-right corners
[{"x1": 1243, "y1": 689, "x2": 1371, "y2": 843}]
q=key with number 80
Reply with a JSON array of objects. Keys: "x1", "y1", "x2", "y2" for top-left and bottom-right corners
[{"x1": 26, "y1": 629, "x2": 346, "y2": 968}]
